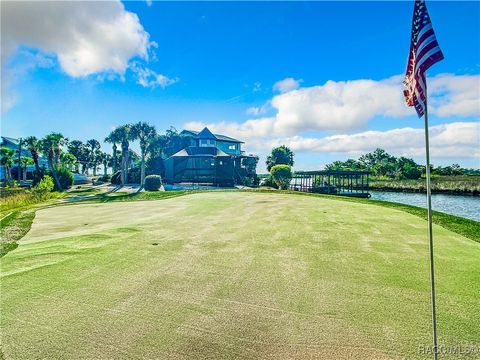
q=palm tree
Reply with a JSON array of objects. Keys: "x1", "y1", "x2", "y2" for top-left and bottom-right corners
[
  {"x1": 98, "y1": 152, "x2": 112, "y2": 177},
  {"x1": 104, "y1": 133, "x2": 120, "y2": 174},
  {"x1": 60, "y1": 153, "x2": 78, "y2": 172},
  {"x1": 86, "y1": 139, "x2": 101, "y2": 176},
  {"x1": 40, "y1": 133, "x2": 67, "y2": 191},
  {"x1": 108, "y1": 125, "x2": 133, "y2": 184},
  {"x1": 68, "y1": 140, "x2": 87, "y2": 173},
  {"x1": 266, "y1": 145, "x2": 294, "y2": 172},
  {"x1": 1, "y1": 147, "x2": 15, "y2": 185},
  {"x1": 23, "y1": 136, "x2": 41, "y2": 172},
  {"x1": 131, "y1": 122, "x2": 157, "y2": 186},
  {"x1": 19, "y1": 156, "x2": 34, "y2": 180}
]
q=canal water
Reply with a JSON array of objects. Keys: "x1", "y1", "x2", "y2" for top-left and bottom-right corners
[{"x1": 369, "y1": 191, "x2": 480, "y2": 221}]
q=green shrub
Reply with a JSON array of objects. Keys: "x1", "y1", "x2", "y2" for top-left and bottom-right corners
[
  {"x1": 32, "y1": 175, "x2": 54, "y2": 197},
  {"x1": 402, "y1": 165, "x2": 422, "y2": 180},
  {"x1": 242, "y1": 175, "x2": 258, "y2": 187},
  {"x1": 128, "y1": 167, "x2": 141, "y2": 184},
  {"x1": 50, "y1": 166, "x2": 73, "y2": 191},
  {"x1": 32, "y1": 168, "x2": 46, "y2": 186},
  {"x1": 144, "y1": 175, "x2": 162, "y2": 191},
  {"x1": 270, "y1": 165, "x2": 292, "y2": 190}
]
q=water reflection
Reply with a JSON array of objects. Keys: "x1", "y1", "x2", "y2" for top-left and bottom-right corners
[{"x1": 369, "y1": 191, "x2": 480, "y2": 221}]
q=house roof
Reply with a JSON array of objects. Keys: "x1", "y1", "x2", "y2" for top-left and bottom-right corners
[
  {"x1": 196, "y1": 127, "x2": 216, "y2": 140},
  {"x1": 181, "y1": 128, "x2": 244, "y2": 143},
  {"x1": 169, "y1": 146, "x2": 231, "y2": 158},
  {"x1": 1, "y1": 136, "x2": 20, "y2": 147}
]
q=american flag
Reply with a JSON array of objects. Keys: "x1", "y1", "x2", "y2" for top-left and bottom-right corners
[{"x1": 404, "y1": 0, "x2": 444, "y2": 117}]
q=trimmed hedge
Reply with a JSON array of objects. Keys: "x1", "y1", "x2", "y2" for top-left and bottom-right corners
[
  {"x1": 144, "y1": 175, "x2": 162, "y2": 191},
  {"x1": 270, "y1": 165, "x2": 292, "y2": 190}
]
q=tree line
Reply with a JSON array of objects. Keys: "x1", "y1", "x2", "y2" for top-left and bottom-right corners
[
  {"x1": 325, "y1": 148, "x2": 479, "y2": 179},
  {"x1": 1, "y1": 124, "x2": 198, "y2": 191}
]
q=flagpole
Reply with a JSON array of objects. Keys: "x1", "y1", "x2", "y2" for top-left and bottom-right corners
[{"x1": 423, "y1": 82, "x2": 438, "y2": 360}]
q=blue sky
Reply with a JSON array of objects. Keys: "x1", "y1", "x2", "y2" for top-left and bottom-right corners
[{"x1": 2, "y1": 1, "x2": 479, "y2": 172}]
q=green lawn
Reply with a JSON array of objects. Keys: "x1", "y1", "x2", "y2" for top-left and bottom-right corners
[{"x1": 1, "y1": 192, "x2": 479, "y2": 359}]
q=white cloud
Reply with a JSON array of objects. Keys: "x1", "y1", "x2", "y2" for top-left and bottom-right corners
[
  {"x1": 184, "y1": 120, "x2": 479, "y2": 161},
  {"x1": 184, "y1": 117, "x2": 276, "y2": 142},
  {"x1": 187, "y1": 73, "x2": 479, "y2": 163},
  {"x1": 246, "y1": 102, "x2": 271, "y2": 116},
  {"x1": 1, "y1": 1, "x2": 178, "y2": 112},
  {"x1": 271, "y1": 122, "x2": 480, "y2": 159},
  {"x1": 131, "y1": 63, "x2": 178, "y2": 89},
  {"x1": 240, "y1": 74, "x2": 480, "y2": 136},
  {"x1": 2, "y1": 1, "x2": 153, "y2": 77},
  {"x1": 429, "y1": 74, "x2": 480, "y2": 117},
  {"x1": 270, "y1": 75, "x2": 413, "y2": 134},
  {"x1": 273, "y1": 77, "x2": 303, "y2": 93}
]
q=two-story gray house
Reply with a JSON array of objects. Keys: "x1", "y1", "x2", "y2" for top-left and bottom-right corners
[{"x1": 164, "y1": 127, "x2": 257, "y2": 186}]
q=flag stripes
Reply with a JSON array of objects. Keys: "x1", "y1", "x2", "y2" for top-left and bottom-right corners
[{"x1": 404, "y1": 0, "x2": 444, "y2": 117}]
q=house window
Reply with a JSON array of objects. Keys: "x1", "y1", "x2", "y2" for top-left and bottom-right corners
[
  {"x1": 200, "y1": 139, "x2": 215, "y2": 146},
  {"x1": 228, "y1": 144, "x2": 236, "y2": 150}
]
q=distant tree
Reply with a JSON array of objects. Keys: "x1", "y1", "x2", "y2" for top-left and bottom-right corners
[
  {"x1": 98, "y1": 152, "x2": 112, "y2": 177},
  {"x1": 326, "y1": 159, "x2": 364, "y2": 171},
  {"x1": 266, "y1": 145, "x2": 294, "y2": 172},
  {"x1": 145, "y1": 127, "x2": 191, "y2": 176},
  {"x1": 19, "y1": 156, "x2": 34, "y2": 180},
  {"x1": 395, "y1": 157, "x2": 421, "y2": 179},
  {"x1": 328, "y1": 149, "x2": 471, "y2": 179},
  {"x1": 462, "y1": 168, "x2": 480, "y2": 175},
  {"x1": 104, "y1": 133, "x2": 119, "y2": 173},
  {"x1": 359, "y1": 148, "x2": 392, "y2": 168},
  {"x1": 131, "y1": 122, "x2": 157, "y2": 186},
  {"x1": 0, "y1": 147, "x2": 15, "y2": 185},
  {"x1": 40, "y1": 133, "x2": 68, "y2": 191},
  {"x1": 23, "y1": 136, "x2": 41, "y2": 172},
  {"x1": 108, "y1": 125, "x2": 135, "y2": 184},
  {"x1": 86, "y1": 139, "x2": 101, "y2": 176},
  {"x1": 68, "y1": 140, "x2": 88, "y2": 173},
  {"x1": 451, "y1": 164, "x2": 463, "y2": 176},
  {"x1": 154, "y1": 127, "x2": 191, "y2": 158},
  {"x1": 242, "y1": 156, "x2": 259, "y2": 175},
  {"x1": 60, "y1": 152, "x2": 78, "y2": 172},
  {"x1": 432, "y1": 163, "x2": 464, "y2": 176}
]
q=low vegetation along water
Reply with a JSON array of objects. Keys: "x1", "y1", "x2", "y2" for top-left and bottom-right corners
[{"x1": 370, "y1": 191, "x2": 480, "y2": 221}]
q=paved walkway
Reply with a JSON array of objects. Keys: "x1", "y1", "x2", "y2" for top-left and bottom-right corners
[{"x1": 60, "y1": 184, "x2": 143, "y2": 203}]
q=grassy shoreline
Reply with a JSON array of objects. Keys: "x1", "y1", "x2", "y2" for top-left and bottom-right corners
[{"x1": 369, "y1": 176, "x2": 480, "y2": 196}]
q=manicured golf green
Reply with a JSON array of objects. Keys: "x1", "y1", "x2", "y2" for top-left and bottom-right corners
[{"x1": 1, "y1": 192, "x2": 479, "y2": 359}]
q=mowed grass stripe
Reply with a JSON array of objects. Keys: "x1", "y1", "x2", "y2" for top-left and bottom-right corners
[{"x1": 1, "y1": 192, "x2": 479, "y2": 359}]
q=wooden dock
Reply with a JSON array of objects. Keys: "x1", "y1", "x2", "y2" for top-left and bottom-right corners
[{"x1": 290, "y1": 170, "x2": 371, "y2": 198}]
